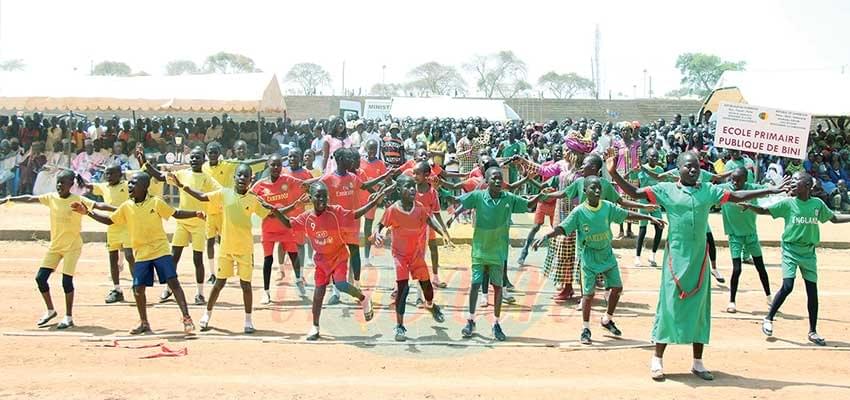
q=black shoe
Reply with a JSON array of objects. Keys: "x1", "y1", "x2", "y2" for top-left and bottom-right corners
[
  {"x1": 194, "y1": 294, "x2": 206, "y2": 305},
  {"x1": 429, "y1": 304, "x2": 445, "y2": 323},
  {"x1": 580, "y1": 328, "x2": 592, "y2": 345},
  {"x1": 206, "y1": 275, "x2": 216, "y2": 284},
  {"x1": 808, "y1": 332, "x2": 826, "y2": 346},
  {"x1": 105, "y1": 289, "x2": 124, "y2": 304},
  {"x1": 601, "y1": 319, "x2": 622, "y2": 336},
  {"x1": 461, "y1": 320, "x2": 476, "y2": 338},
  {"x1": 493, "y1": 324, "x2": 507, "y2": 341}
]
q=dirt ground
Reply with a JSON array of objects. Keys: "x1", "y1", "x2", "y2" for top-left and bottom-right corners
[{"x1": 0, "y1": 239, "x2": 849, "y2": 400}]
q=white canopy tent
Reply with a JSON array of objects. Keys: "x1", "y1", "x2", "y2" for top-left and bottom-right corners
[
  {"x1": 0, "y1": 72, "x2": 286, "y2": 114},
  {"x1": 703, "y1": 70, "x2": 850, "y2": 117},
  {"x1": 389, "y1": 97, "x2": 521, "y2": 120}
]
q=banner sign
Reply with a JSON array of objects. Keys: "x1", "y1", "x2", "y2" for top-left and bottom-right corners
[{"x1": 715, "y1": 101, "x2": 811, "y2": 160}]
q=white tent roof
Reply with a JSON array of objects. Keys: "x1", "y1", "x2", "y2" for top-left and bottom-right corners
[
  {"x1": 389, "y1": 97, "x2": 521, "y2": 120},
  {"x1": 709, "y1": 70, "x2": 850, "y2": 117},
  {"x1": 0, "y1": 72, "x2": 286, "y2": 113}
]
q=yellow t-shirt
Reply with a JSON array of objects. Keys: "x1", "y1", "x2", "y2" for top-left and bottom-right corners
[
  {"x1": 204, "y1": 160, "x2": 265, "y2": 189},
  {"x1": 428, "y1": 140, "x2": 448, "y2": 166},
  {"x1": 109, "y1": 197, "x2": 175, "y2": 261},
  {"x1": 169, "y1": 169, "x2": 221, "y2": 227},
  {"x1": 92, "y1": 181, "x2": 129, "y2": 207},
  {"x1": 38, "y1": 193, "x2": 95, "y2": 253},
  {"x1": 207, "y1": 188, "x2": 269, "y2": 255}
]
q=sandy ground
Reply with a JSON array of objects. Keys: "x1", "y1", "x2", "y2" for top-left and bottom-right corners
[{"x1": 0, "y1": 239, "x2": 849, "y2": 399}]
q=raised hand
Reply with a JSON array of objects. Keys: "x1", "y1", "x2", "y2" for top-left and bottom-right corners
[
  {"x1": 604, "y1": 148, "x2": 618, "y2": 173},
  {"x1": 168, "y1": 172, "x2": 183, "y2": 188},
  {"x1": 70, "y1": 201, "x2": 89, "y2": 215}
]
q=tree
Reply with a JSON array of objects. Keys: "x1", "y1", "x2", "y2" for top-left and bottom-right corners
[
  {"x1": 369, "y1": 83, "x2": 403, "y2": 97},
  {"x1": 674, "y1": 52, "x2": 746, "y2": 97},
  {"x1": 405, "y1": 62, "x2": 466, "y2": 96},
  {"x1": 203, "y1": 52, "x2": 260, "y2": 74},
  {"x1": 0, "y1": 59, "x2": 25, "y2": 71},
  {"x1": 464, "y1": 50, "x2": 527, "y2": 98},
  {"x1": 91, "y1": 61, "x2": 132, "y2": 76},
  {"x1": 537, "y1": 71, "x2": 595, "y2": 99},
  {"x1": 165, "y1": 60, "x2": 199, "y2": 75},
  {"x1": 285, "y1": 63, "x2": 331, "y2": 95},
  {"x1": 499, "y1": 80, "x2": 532, "y2": 98}
]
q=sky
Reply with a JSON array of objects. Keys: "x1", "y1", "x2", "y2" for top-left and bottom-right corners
[{"x1": 1, "y1": 0, "x2": 848, "y2": 99}]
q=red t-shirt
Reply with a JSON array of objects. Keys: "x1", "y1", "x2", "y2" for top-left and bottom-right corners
[
  {"x1": 320, "y1": 171, "x2": 364, "y2": 243},
  {"x1": 468, "y1": 167, "x2": 484, "y2": 179},
  {"x1": 290, "y1": 205, "x2": 352, "y2": 267},
  {"x1": 415, "y1": 186, "x2": 440, "y2": 215},
  {"x1": 359, "y1": 158, "x2": 387, "y2": 220},
  {"x1": 380, "y1": 202, "x2": 430, "y2": 262},
  {"x1": 251, "y1": 174, "x2": 305, "y2": 235},
  {"x1": 287, "y1": 167, "x2": 313, "y2": 182}
]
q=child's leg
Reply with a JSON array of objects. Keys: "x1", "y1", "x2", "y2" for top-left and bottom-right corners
[
  {"x1": 297, "y1": 244, "x2": 306, "y2": 268},
  {"x1": 651, "y1": 224, "x2": 663, "y2": 254},
  {"x1": 766, "y1": 277, "x2": 795, "y2": 320},
  {"x1": 108, "y1": 249, "x2": 121, "y2": 287},
  {"x1": 206, "y1": 237, "x2": 217, "y2": 281},
  {"x1": 240, "y1": 279, "x2": 253, "y2": 314},
  {"x1": 192, "y1": 251, "x2": 204, "y2": 294},
  {"x1": 171, "y1": 246, "x2": 184, "y2": 266},
  {"x1": 581, "y1": 293, "x2": 594, "y2": 324},
  {"x1": 395, "y1": 279, "x2": 410, "y2": 325},
  {"x1": 606, "y1": 287, "x2": 622, "y2": 317},
  {"x1": 518, "y1": 223, "x2": 542, "y2": 263},
  {"x1": 166, "y1": 277, "x2": 191, "y2": 318},
  {"x1": 206, "y1": 278, "x2": 227, "y2": 312},
  {"x1": 347, "y1": 244, "x2": 362, "y2": 282},
  {"x1": 334, "y1": 280, "x2": 365, "y2": 301},
  {"x1": 803, "y1": 279, "x2": 818, "y2": 333},
  {"x1": 283, "y1": 252, "x2": 299, "y2": 278},
  {"x1": 124, "y1": 248, "x2": 135, "y2": 275},
  {"x1": 481, "y1": 270, "x2": 489, "y2": 296},
  {"x1": 428, "y1": 240, "x2": 440, "y2": 276},
  {"x1": 276, "y1": 243, "x2": 286, "y2": 276},
  {"x1": 363, "y1": 218, "x2": 374, "y2": 260},
  {"x1": 61, "y1": 274, "x2": 74, "y2": 317},
  {"x1": 753, "y1": 256, "x2": 771, "y2": 296},
  {"x1": 706, "y1": 232, "x2": 718, "y2": 268},
  {"x1": 133, "y1": 284, "x2": 148, "y2": 323},
  {"x1": 262, "y1": 256, "x2": 274, "y2": 291},
  {"x1": 635, "y1": 226, "x2": 647, "y2": 257},
  {"x1": 502, "y1": 260, "x2": 512, "y2": 288},
  {"x1": 35, "y1": 267, "x2": 54, "y2": 311},
  {"x1": 418, "y1": 280, "x2": 434, "y2": 304},
  {"x1": 311, "y1": 284, "x2": 327, "y2": 326},
  {"x1": 730, "y1": 258, "x2": 742, "y2": 303},
  {"x1": 492, "y1": 284, "x2": 503, "y2": 319}
]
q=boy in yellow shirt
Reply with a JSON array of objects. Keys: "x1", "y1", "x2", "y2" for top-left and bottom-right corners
[
  {"x1": 201, "y1": 141, "x2": 267, "y2": 285},
  {"x1": 145, "y1": 147, "x2": 221, "y2": 305},
  {"x1": 173, "y1": 163, "x2": 274, "y2": 334},
  {"x1": 1, "y1": 170, "x2": 96, "y2": 329},
  {"x1": 78, "y1": 163, "x2": 134, "y2": 304},
  {"x1": 73, "y1": 172, "x2": 202, "y2": 335}
]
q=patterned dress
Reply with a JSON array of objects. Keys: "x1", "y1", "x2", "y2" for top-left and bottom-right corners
[{"x1": 537, "y1": 159, "x2": 580, "y2": 286}]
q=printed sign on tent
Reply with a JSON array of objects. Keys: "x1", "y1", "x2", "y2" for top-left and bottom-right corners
[{"x1": 715, "y1": 101, "x2": 811, "y2": 160}]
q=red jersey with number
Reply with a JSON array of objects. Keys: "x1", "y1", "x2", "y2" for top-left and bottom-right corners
[
  {"x1": 380, "y1": 202, "x2": 430, "y2": 263},
  {"x1": 290, "y1": 205, "x2": 352, "y2": 267},
  {"x1": 320, "y1": 171, "x2": 363, "y2": 244},
  {"x1": 251, "y1": 175, "x2": 305, "y2": 242},
  {"x1": 359, "y1": 158, "x2": 387, "y2": 220}
]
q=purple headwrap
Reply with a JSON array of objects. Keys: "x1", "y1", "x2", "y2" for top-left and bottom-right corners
[{"x1": 564, "y1": 132, "x2": 593, "y2": 154}]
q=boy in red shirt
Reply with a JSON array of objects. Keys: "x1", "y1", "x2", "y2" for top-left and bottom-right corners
[
  {"x1": 411, "y1": 161, "x2": 452, "y2": 289},
  {"x1": 251, "y1": 154, "x2": 312, "y2": 304},
  {"x1": 320, "y1": 148, "x2": 393, "y2": 304},
  {"x1": 269, "y1": 181, "x2": 393, "y2": 340},
  {"x1": 286, "y1": 148, "x2": 314, "y2": 270},
  {"x1": 359, "y1": 140, "x2": 388, "y2": 266},
  {"x1": 374, "y1": 174, "x2": 451, "y2": 342}
]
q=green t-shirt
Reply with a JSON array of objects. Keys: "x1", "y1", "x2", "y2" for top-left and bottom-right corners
[
  {"x1": 667, "y1": 169, "x2": 715, "y2": 184},
  {"x1": 564, "y1": 176, "x2": 621, "y2": 204},
  {"x1": 725, "y1": 158, "x2": 755, "y2": 183},
  {"x1": 559, "y1": 200, "x2": 629, "y2": 273},
  {"x1": 720, "y1": 182, "x2": 764, "y2": 236},
  {"x1": 768, "y1": 197, "x2": 834, "y2": 246},
  {"x1": 500, "y1": 141, "x2": 526, "y2": 184},
  {"x1": 460, "y1": 190, "x2": 530, "y2": 265},
  {"x1": 638, "y1": 164, "x2": 664, "y2": 187}
]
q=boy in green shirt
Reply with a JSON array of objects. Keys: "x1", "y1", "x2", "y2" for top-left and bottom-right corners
[
  {"x1": 720, "y1": 168, "x2": 778, "y2": 313},
  {"x1": 747, "y1": 171, "x2": 850, "y2": 346},
  {"x1": 452, "y1": 167, "x2": 539, "y2": 341},
  {"x1": 533, "y1": 176, "x2": 664, "y2": 345}
]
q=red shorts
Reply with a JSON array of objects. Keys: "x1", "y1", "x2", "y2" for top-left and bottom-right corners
[
  {"x1": 315, "y1": 261, "x2": 348, "y2": 286},
  {"x1": 427, "y1": 227, "x2": 436, "y2": 241},
  {"x1": 534, "y1": 203, "x2": 556, "y2": 226},
  {"x1": 262, "y1": 240, "x2": 298, "y2": 257},
  {"x1": 342, "y1": 230, "x2": 360, "y2": 246},
  {"x1": 394, "y1": 256, "x2": 430, "y2": 281}
]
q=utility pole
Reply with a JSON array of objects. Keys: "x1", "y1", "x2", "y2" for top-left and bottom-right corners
[
  {"x1": 382, "y1": 65, "x2": 386, "y2": 85},
  {"x1": 649, "y1": 76, "x2": 653, "y2": 98},
  {"x1": 342, "y1": 60, "x2": 346, "y2": 96},
  {"x1": 643, "y1": 69, "x2": 647, "y2": 98}
]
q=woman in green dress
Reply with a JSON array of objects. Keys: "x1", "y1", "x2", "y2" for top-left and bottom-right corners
[{"x1": 606, "y1": 150, "x2": 786, "y2": 382}]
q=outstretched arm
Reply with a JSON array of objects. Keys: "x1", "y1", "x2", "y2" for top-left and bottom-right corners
[
  {"x1": 362, "y1": 167, "x2": 398, "y2": 191},
  {"x1": 426, "y1": 216, "x2": 453, "y2": 246},
  {"x1": 71, "y1": 202, "x2": 114, "y2": 225},
  {"x1": 91, "y1": 201, "x2": 117, "y2": 212},
  {"x1": 170, "y1": 173, "x2": 210, "y2": 201},
  {"x1": 740, "y1": 203, "x2": 770, "y2": 215},
  {"x1": 446, "y1": 203, "x2": 465, "y2": 228},
  {"x1": 354, "y1": 184, "x2": 395, "y2": 219},
  {"x1": 143, "y1": 161, "x2": 166, "y2": 182},
  {"x1": 830, "y1": 214, "x2": 850, "y2": 223},
  {"x1": 0, "y1": 195, "x2": 39, "y2": 204},
  {"x1": 728, "y1": 176, "x2": 789, "y2": 203},
  {"x1": 617, "y1": 197, "x2": 658, "y2": 211},
  {"x1": 173, "y1": 209, "x2": 205, "y2": 220},
  {"x1": 531, "y1": 226, "x2": 567, "y2": 251},
  {"x1": 624, "y1": 210, "x2": 666, "y2": 228},
  {"x1": 439, "y1": 178, "x2": 465, "y2": 190}
]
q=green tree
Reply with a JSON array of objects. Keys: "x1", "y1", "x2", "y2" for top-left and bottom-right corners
[
  {"x1": 537, "y1": 71, "x2": 595, "y2": 99},
  {"x1": 369, "y1": 83, "x2": 403, "y2": 97},
  {"x1": 203, "y1": 52, "x2": 260, "y2": 74},
  {"x1": 165, "y1": 60, "x2": 200, "y2": 75},
  {"x1": 464, "y1": 50, "x2": 527, "y2": 98},
  {"x1": 285, "y1": 62, "x2": 331, "y2": 95},
  {"x1": 405, "y1": 62, "x2": 466, "y2": 96},
  {"x1": 0, "y1": 59, "x2": 25, "y2": 71},
  {"x1": 91, "y1": 61, "x2": 132, "y2": 76},
  {"x1": 674, "y1": 52, "x2": 745, "y2": 97}
]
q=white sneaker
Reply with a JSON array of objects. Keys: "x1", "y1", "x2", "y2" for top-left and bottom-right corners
[
  {"x1": 710, "y1": 268, "x2": 726, "y2": 284},
  {"x1": 634, "y1": 256, "x2": 642, "y2": 268},
  {"x1": 726, "y1": 302, "x2": 737, "y2": 313},
  {"x1": 361, "y1": 293, "x2": 374, "y2": 321},
  {"x1": 36, "y1": 310, "x2": 58, "y2": 326},
  {"x1": 199, "y1": 313, "x2": 211, "y2": 331},
  {"x1": 761, "y1": 319, "x2": 773, "y2": 336},
  {"x1": 766, "y1": 294, "x2": 773, "y2": 306},
  {"x1": 159, "y1": 287, "x2": 172, "y2": 302},
  {"x1": 261, "y1": 291, "x2": 272, "y2": 305}
]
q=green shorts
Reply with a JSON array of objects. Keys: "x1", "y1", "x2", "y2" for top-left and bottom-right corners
[
  {"x1": 728, "y1": 234, "x2": 762, "y2": 258},
  {"x1": 471, "y1": 264, "x2": 504, "y2": 287},
  {"x1": 780, "y1": 242, "x2": 818, "y2": 283},
  {"x1": 581, "y1": 265, "x2": 621, "y2": 296}
]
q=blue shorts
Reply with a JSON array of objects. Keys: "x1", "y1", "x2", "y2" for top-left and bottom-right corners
[{"x1": 133, "y1": 255, "x2": 178, "y2": 288}]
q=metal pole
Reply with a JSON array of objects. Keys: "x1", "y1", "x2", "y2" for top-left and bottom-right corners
[
  {"x1": 342, "y1": 61, "x2": 346, "y2": 96},
  {"x1": 257, "y1": 111, "x2": 262, "y2": 156}
]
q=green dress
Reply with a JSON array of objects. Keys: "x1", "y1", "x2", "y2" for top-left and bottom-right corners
[
  {"x1": 647, "y1": 182, "x2": 730, "y2": 344},
  {"x1": 499, "y1": 140, "x2": 526, "y2": 184}
]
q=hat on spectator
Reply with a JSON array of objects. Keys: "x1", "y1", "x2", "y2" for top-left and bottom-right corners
[{"x1": 389, "y1": 123, "x2": 400, "y2": 132}]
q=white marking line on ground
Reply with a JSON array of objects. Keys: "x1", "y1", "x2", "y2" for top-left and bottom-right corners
[{"x1": 79, "y1": 333, "x2": 191, "y2": 342}]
